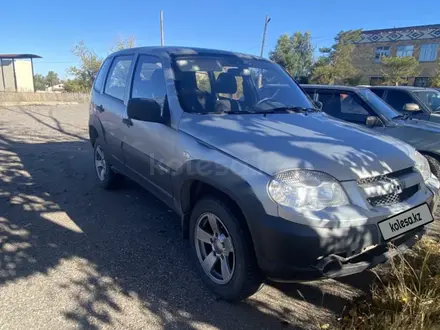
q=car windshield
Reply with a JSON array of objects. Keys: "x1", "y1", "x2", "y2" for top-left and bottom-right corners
[
  {"x1": 172, "y1": 55, "x2": 314, "y2": 114},
  {"x1": 358, "y1": 88, "x2": 401, "y2": 120},
  {"x1": 413, "y1": 90, "x2": 440, "y2": 112}
]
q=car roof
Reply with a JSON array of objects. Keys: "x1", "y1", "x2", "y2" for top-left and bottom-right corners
[
  {"x1": 301, "y1": 84, "x2": 362, "y2": 92},
  {"x1": 368, "y1": 85, "x2": 436, "y2": 92},
  {"x1": 109, "y1": 46, "x2": 269, "y2": 61}
]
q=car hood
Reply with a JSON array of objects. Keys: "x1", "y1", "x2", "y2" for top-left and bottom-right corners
[
  {"x1": 429, "y1": 113, "x2": 440, "y2": 123},
  {"x1": 389, "y1": 118, "x2": 440, "y2": 151},
  {"x1": 179, "y1": 112, "x2": 415, "y2": 181}
]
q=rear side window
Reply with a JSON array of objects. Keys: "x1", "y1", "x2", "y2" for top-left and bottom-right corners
[
  {"x1": 385, "y1": 90, "x2": 414, "y2": 112},
  {"x1": 104, "y1": 55, "x2": 133, "y2": 101},
  {"x1": 94, "y1": 58, "x2": 111, "y2": 92}
]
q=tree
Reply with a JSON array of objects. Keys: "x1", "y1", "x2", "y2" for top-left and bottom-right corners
[
  {"x1": 110, "y1": 35, "x2": 136, "y2": 53},
  {"x1": 67, "y1": 41, "x2": 103, "y2": 92},
  {"x1": 67, "y1": 37, "x2": 137, "y2": 93},
  {"x1": 381, "y1": 56, "x2": 420, "y2": 86},
  {"x1": 33, "y1": 74, "x2": 46, "y2": 91},
  {"x1": 431, "y1": 62, "x2": 440, "y2": 88},
  {"x1": 269, "y1": 32, "x2": 314, "y2": 79},
  {"x1": 45, "y1": 71, "x2": 60, "y2": 87},
  {"x1": 311, "y1": 30, "x2": 362, "y2": 85}
]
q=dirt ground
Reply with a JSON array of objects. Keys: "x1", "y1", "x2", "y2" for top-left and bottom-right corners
[{"x1": 0, "y1": 104, "x2": 437, "y2": 330}]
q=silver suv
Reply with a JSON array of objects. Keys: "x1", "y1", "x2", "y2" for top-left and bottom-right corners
[{"x1": 89, "y1": 47, "x2": 439, "y2": 301}]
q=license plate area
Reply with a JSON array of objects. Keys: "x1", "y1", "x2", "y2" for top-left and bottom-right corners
[{"x1": 378, "y1": 203, "x2": 433, "y2": 241}]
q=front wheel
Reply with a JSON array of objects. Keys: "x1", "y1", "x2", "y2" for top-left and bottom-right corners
[{"x1": 189, "y1": 197, "x2": 262, "y2": 301}]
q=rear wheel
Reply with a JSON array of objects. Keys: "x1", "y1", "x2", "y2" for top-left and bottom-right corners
[
  {"x1": 93, "y1": 138, "x2": 122, "y2": 189},
  {"x1": 423, "y1": 154, "x2": 440, "y2": 179},
  {"x1": 189, "y1": 196, "x2": 262, "y2": 301}
]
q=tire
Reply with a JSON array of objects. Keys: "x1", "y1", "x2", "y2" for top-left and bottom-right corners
[
  {"x1": 189, "y1": 196, "x2": 262, "y2": 301},
  {"x1": 93, "y1": 137, "x2": 122, "y2": 189},
  {"x1": 423, "y1": 154, "x2": 440, "y2": 179}
]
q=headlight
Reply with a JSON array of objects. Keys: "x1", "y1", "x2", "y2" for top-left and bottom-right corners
[
  {"x1": 414, "y1": 151, "x2": 431, "y2": 181},
  {"x1": 268, "y1": 170, "x2": 349, "y2": 212}
]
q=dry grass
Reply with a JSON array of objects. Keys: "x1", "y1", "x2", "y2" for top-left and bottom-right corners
[
  {"x1": 341, "y1": 238, "x2": 440, "y2": 330},
  {"x1": 0, "y1": 92, "x2": 89, "y2": 104}
]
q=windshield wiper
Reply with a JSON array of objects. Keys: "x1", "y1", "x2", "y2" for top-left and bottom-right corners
[
  {"x1": 394, "y1": 113, "x2": 409, "y2": 120},
  {"x1": 258, "y1": 106, "x2": 319, "y2": 114}
]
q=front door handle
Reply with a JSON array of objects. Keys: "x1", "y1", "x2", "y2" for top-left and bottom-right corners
[
  {"x1": 96, "y1": 105, "x2": 105, "y2": 113},
  {"x1": 122, "y1": 117, "x2": 133, "y2": 127}
]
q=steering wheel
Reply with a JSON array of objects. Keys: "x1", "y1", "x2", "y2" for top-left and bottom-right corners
[{"x1": 256, "y1": 88, "x2": 281, "y2": 106}]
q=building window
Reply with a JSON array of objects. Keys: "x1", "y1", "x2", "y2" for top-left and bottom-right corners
[
  {"x1": 370, "y1": 77, "x2": 384, "y2": 86},
  {"x1": 374, "y1": 47, "x2": 390, "y2": 63},
  {"x1": 414, "y1": 77, "x2": 432, "y2": 87},
  {"x1": 419, "y1": 43, "x2": 439, "y2": 62},
  {"x1": 396, "y1": 45, "x2": 414, "y2": 57}
]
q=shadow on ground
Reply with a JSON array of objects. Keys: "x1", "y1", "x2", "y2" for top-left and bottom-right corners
[{"x1": 0, "y1": 105, "x2": 409, "y2": 329}]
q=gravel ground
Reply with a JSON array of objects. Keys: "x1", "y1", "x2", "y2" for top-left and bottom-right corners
[{"x1": 0, "y1": 104, "x2": 437, "y2": 330}]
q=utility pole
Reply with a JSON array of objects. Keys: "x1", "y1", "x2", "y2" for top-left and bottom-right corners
[
  {"x1": 160, "y1": 10, "x2": 164, "y2": 46},
  {"x1": 259, "y1": 14, "x2": 271, "y2": 57},
  {"x1": 258, "y1": 14, "x2": 271, "y2": 87}
]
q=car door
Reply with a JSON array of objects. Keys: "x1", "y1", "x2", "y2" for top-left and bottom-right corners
[
  {"x1": 98, "y1": 55, "x2": 134, "y2": 167},
  {"x1": 315, "y1": 89, "x2": 374, "y2": 125},
  {"x1": 384, "y1": 90, "x2": 429, "y2": 120},
  {"x1": 121, "y1": 54, "x2": 176, "y2": 204}
]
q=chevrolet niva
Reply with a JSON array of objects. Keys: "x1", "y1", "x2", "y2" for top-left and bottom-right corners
[{"x1": 89, "y1": 47, "x2": 439, "y2": 301}]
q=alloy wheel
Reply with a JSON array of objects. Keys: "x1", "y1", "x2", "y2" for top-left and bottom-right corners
[{"x1": 194, "y1": 212, "x2": 235, "y2": 284}]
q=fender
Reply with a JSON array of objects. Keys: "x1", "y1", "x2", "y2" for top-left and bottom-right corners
[
  {"x1": 89, "y1": 114, "x2": 106, "y2": 144},
  {"x1": 172, "y1": 159, "x2": 267, "y2": 253}
]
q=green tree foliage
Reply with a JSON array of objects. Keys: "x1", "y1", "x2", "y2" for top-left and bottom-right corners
[
  {"x1": 67, "y1": 41, "x2": 103, "y2": 92},
  {"x1": 311, "y1": 30, "x2": 362, "y2": 85},
  {"x1": 381, "y1": 56, "x2": 421, "y2": 86},
  {"x1": 269, "y1": 32, "x2": 313, "y2": 79},
  {"x1": 431, "y1": 62, "x2": 440, "y2": 88},
  {"x1": 67, "y1": 37, "x2": 137, "y2": 93},
  {"x1": 33, "y1": 73, "x2": 46, "y2": 91},
  {"x1": 45, "y1": 71, "x2": 60, "y2": 87}
]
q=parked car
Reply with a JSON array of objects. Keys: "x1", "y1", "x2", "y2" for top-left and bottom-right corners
[
  {"x1": 368, "y1": 86, "x2": 440, "y2": 122},
  {"x1": 302, "y1": 84, "x2": 440, "y2": 177},
  {"x1": 89, "y1": 47, "x2": 439, "y2": 301}
]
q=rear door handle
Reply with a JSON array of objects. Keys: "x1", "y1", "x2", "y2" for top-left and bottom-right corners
[
  {"x1": 122, "y1": 118, "x2": 133, "y2": 127},
  {"x1": 96, "y1": 105, "x2": 105, "y2": 113}
]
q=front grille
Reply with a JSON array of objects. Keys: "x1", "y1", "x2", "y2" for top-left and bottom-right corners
[
  {"x1": 357, "y1": 167, "x2": 414, "y2": 185},
  {"x1": 358, "y1": 167, "x2": 420, "y2": 207},
  {"x1": 368, "y1": 185, "x2": 419, "y2": 207}
]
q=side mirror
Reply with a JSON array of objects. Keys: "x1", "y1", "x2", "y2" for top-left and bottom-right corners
[
  {"x1": 127, "y1": 98, "x2": 165, "y2": 123},
  {"x1": 365, "y1": 116, "x2": 381, "y2": 128},
  {"x1": 313, "y1": 100, "x2": 323, "y2": 110},
  {"x1": 402, "y1": 103, "x2": 421, "y2": 112}
]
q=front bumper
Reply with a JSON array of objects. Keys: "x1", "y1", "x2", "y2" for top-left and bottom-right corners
[{"x1": 253, "y1": 180, "x2": 439, "y2": 282}]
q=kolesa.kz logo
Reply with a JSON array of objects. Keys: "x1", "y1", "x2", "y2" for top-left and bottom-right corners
[{"x1": 389, "y1": 212, "x2": 422, "y2": 232}]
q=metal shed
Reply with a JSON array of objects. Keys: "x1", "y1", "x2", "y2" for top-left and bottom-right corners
[{"x1": 0, "y1": 54, "x2": 42, "y2": 92}]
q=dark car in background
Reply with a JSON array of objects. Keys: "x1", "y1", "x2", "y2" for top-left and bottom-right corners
[
  {"x1": 302, "y1": 84, "x2": 440, "y2": 177},
  {"x1": 368, "y1": 86, "x2": 440, "y2": 122}
]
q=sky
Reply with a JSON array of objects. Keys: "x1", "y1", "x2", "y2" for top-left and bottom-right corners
[{"x1": 1, "y1": 0, "x2": 439, "y2": 79}]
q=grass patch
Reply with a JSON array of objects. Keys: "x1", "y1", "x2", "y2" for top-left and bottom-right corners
[{"x1": 341, "y1": 238, "x2": 440, "y2": 329}]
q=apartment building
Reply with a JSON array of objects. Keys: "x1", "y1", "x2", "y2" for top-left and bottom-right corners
[{"x1": 352, "y1": 24, "x2": 440, "y2": 86}]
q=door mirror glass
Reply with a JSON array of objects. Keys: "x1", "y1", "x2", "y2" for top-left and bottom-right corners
[
  {"x1": 127, "y1": 98, "x2": 165, "y2": 123},
  {"x1": 313, "y1": 100, "x2": 323, "y2": 110},
  {"x1": 365, "y1": 116, "x2": 381, "y2": 127},
  {"x1": 402, "y1": 103, "x2": 421, "y2": 112}
]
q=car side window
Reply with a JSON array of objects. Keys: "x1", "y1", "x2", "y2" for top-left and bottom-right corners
[
  {"x1": 104, "y1": 55, "x2": 133, "y2": 101},
  {"x1": 131, "y1": 55, "x2": 166, "y2": 108},
  {"x1": 385, "y1": 90, "x2": 414, "y2": 112},
  {"x1": 371, "y1": 89, "x2": 385, "y2": 98},
  {"x1": 94, "y1": 58, "x2": 112, "y2": 92},
  {"x1": 316, "y1": 90, "x2": 371, "y2": 124}
]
